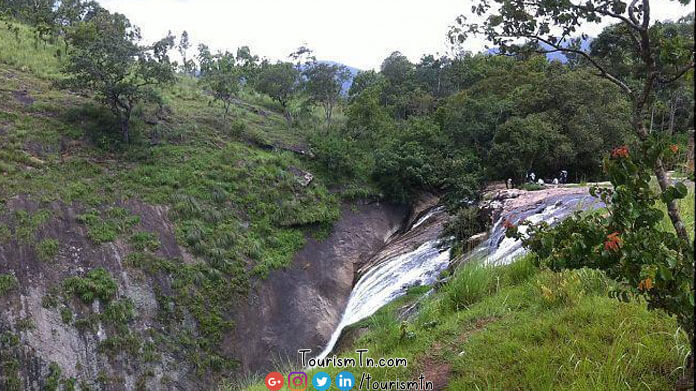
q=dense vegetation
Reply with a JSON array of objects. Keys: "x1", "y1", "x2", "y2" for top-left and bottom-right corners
[{"x1": 0, "y1": 0, "x2": 694, "y2": 389}]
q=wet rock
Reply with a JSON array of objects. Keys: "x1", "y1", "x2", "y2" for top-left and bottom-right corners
[
  {"x1": 230, "y1": 201, "x2": 407, "y2": 373},
  {"x1": 0, "y1": 195, "x2": 198, "y2": 390}
]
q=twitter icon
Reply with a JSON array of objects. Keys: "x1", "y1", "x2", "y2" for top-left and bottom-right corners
[{"x1": 311, "y1": 371, "x2": 331, "y2": 391}]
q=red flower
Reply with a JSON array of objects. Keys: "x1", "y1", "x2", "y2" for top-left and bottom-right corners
[
  {"x1": 502, "y1": 219, "x2": 514, "y2": 229},
  {"x1": 611, "y1": 146, "x2": 629, "y2": 158},
  {"x1": 670, "y1": 144, "x2": 679, "y2": 154},
  {"x1": 604, "y1": 232, "x2": 622, "y2": 251}
]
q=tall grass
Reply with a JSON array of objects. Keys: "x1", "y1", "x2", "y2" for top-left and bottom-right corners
[
  {"x1": 442, "y1": 260, "x2": 496, "y2": 311},
  {"x1": 0, "y1": 21, "x2": 63, "y2": 79}
]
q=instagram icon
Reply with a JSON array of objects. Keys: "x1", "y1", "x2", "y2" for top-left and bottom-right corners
[{"x1": 288, "y1": 371, "x2": 308, "y2": 391}]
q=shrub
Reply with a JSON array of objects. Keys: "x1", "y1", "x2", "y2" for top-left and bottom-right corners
[
  {"x1": 510, "y1": 141, "x2": 694, "y2": 355},
  {"x1": 129, "y1": 232, "x2": 161, "y2": 252},
  {"x1": 62, "y1": 268, "x2": 118, "y2": 304},
  {"x1": 36, "y1": 238, "x2": 59, "y2": 262},
  {"x1": 519, "y1": 182, "x2": 544, "y2": 191},
  {"x1": 0, "y1": 273, "x2": 18, "y2": 296},
  {"x1": 442, "y1": 206, "x2": 485, "y2": 254},
  {"x1": 60, "y1": 307, "x2": 73, "y2": 324}
]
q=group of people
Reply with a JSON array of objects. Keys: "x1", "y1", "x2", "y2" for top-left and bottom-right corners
[
  {"x1": 505, "y1": 170, "x2": 569, "y2": 189},
  {"x1": 526, "y1": 170, "x2": 569, "y2": 185}
]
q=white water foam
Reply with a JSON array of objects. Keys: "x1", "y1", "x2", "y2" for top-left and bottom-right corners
[{"x1": 314, "y1": 240, "x2": 450, "y2": 361}]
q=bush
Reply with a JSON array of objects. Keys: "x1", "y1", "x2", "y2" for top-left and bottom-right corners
[
  {"x1": 36, "y1": 238, "x2": 59, "y2": 262},
  {"x1": 129, "y1": 232, "x2": 160, "y2": 252},
  {"x1": 519, "y1": 182, "x2": 544, "y2": 191},
  {"x1": 311, "y1": 131, "x2": 362, "y2": 179},
  {"x1": 442, "y1": 206, "x2": 485, "y2": 254},
  {"x1": 510, "y1": 141, "x2": 694, "y2": 352},
  {"x1": 62, "y1": 268, "x2": 118, "y2": 304},
  {"x1": 0, "y1": 273, "x2": 18, "y2": 296}
]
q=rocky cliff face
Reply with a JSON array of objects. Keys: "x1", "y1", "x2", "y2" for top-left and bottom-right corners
[
  {"x1": 0, "y1": 195, "x2": 200, "y2": 390},
  {"x1": 230, "y1": 201, "x2": 407, "y2": 373},
  {"x1": 0, "y1": 195, "x2": 408, "y2": 389}
]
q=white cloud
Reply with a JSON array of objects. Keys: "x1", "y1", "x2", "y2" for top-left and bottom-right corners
[{"x1": 99, "y1": 0, "x2": 693, "y2": 71}]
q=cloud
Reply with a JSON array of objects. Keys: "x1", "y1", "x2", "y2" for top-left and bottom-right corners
[{"x1": 99, "y1": 0, "x2": 693, "y2": 70}]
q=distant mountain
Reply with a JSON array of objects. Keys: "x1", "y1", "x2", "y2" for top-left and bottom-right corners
[
  {"x1": 318, "y1": 60, "x2": 361, "y2": 94},
  {"x1": 486, "y1": 37, "x2": 593, "y2": 63}
]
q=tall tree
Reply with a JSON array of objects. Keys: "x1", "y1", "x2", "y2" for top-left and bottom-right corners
[
  {"x1": 235, "y1": 45, "x2": 260, "y2": 84},
  {"x1": 348, "y1": 70, "x2": 383, "y2": 101},
  {"x1": 255, "y1": 62, "x2": 299, "y2": 123},
  {"x1": 199, "y1": 51, "x2": 241, "y2": 118},
  {"x1": 451, "y1": 0, "x2": 694, "y2": 244},
  {"x1": 303, "y1": 62, "x2": 350, "y2": 125},
  {"x1": 177, "y1": 30, "x2": 193, "y2": 75},
  {"x1": 61, "y1": 8, "x2": 175, "y2": 144}
]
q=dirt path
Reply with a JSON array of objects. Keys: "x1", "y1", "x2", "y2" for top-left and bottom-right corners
[{"x1": 419, "y1": 317, "x2": 499, "y2": 390}]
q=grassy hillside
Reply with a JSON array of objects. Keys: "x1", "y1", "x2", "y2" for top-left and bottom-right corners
[
  {"x1": 0, "y1": 20, "x2": 344, "y2": 275},
  {"x1": 0, "y1": 21, "x2": 349, "y2": 385},
  {"x1": 242, "y1": 256, "x2": 691, "y2": 391}
]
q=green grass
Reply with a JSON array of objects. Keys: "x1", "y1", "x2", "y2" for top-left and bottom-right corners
[
  {"x1": 129, "y1": 231, "x2": 161, "y2": 252},
  {"x1": 0, "y1": 273, "x2": 18, "y2": 296},
  {"x1": 0, "y1": 21, "x2": 64, "y2": 80},
  {"x1": 62, "y1": 268, "x2": 118, "y2": 304},
  {"x1": 36, "y1": 238, "x2": 59, "y2": 262},
  {"x1": 241, "y1": 255, "x2": 690, "y2": 391}
]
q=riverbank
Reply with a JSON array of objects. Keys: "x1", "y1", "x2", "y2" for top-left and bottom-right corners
[{"x1": 240, "y1": 255, "x2": 690, "y2": 391}]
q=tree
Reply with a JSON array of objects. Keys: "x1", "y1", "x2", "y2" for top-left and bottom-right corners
[
  {"x1": 455, "y1": 0, "x2": 695, "y2": 381},
  {"x1": 255, "y1": 62, "x2": 299, "y2": 124},
  {"x1": 61, "y1": 8, "x2": 175, "y2": 144},
  {"x1": 303, "y1": 62, "x2": 350, "y2": 125},
  {"x1": 488, "y1": 114, "x2": 573, "y2": 183},
  {"x1": 379, "y1": 51, "x2": 417, "y2": 119},
  {"x1": 347, "y1": 70, "x2": 383, "y2": 101},
  {"x1": 451, "y1": 0, "x2": 694, "y2": 243},
  {"x1": 236, "y1": 45, "x2": 260, "y2": 84},
  {"x1": 177, "y1": 30, "x2": 193, "y2": 75},
  {"x1": 199, "y1": 51, "x2": 241, "y2": 118}
]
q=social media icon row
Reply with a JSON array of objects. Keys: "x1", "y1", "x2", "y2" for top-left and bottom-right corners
[{"x1": 264, "y1": 370, "x2": 355, "y2": 391}]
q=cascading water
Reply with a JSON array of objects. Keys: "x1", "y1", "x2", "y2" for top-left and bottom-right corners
[
  {"x1": 314, "y1": 190, "x2": 603, "y2": 361},
  {"x1": 314, "y1": 240, "x2": 450, "y2": 361},
  {"x1": 481, "y1": 193, "x2": 603, "y2": 265}
]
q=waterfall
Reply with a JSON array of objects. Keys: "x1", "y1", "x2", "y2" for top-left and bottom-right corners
[
  {"x1": 314, "y1": 240, "x2": 450, "y2": 361},
  {"x1": 314, "y1": 192, "x2": 602, "y2": 361},
  {"x1": 482, "y1": 193, "x2": 602, "y2": 265}
]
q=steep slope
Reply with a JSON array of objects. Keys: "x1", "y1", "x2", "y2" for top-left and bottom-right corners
[{"x1": 0, "y1": 22, "x2": 384, "y2": 389}]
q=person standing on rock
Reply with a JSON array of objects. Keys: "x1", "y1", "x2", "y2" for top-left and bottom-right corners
[{"x1": 560, "y1": 170, "x2": 568, "y2": 184}]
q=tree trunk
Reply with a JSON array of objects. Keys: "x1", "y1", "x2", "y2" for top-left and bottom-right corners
[
  {"x1": 281, "y1": 102, "x2": 292, "y2": 125},
  {"x1": 633, "y1": 22, "x2": 691, "y2": 246},
  {"x1": 120, "y1": 116, "x2": 130, "y2": 144},
  {"x1": 668, "y1": 99, "x2": 677, "y2": 135},
  {"x1": 634, "y1": 119, "x2": 691, "y2": 242}
]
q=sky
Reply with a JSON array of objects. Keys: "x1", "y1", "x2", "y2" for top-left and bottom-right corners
[{"x1": 100, "y1": 0, "x2": 694, "y2": 71}]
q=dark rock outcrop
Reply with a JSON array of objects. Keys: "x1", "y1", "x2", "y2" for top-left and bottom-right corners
[{"x1": 229, "y1": 201, "x2": 407, "y2": 373}]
